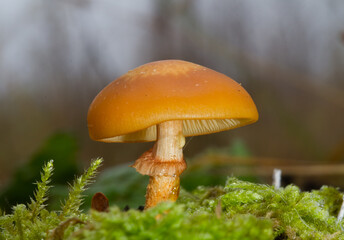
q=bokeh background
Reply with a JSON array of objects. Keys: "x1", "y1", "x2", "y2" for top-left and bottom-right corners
[{"x1": 1, "y1": 0, "x2": 344, "y2": 210}]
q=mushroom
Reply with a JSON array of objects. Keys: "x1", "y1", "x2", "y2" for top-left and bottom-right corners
[{"x1": 87, "y1": 60, "x2": 258, "y2": 209}]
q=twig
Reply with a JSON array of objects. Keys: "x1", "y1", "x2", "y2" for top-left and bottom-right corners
[
  {"x1": 273, "y1": 169, "x2": 282, "y2": 189},
  {"x1": 337, "y1": 195, "x2": 344, "y2": 223}
]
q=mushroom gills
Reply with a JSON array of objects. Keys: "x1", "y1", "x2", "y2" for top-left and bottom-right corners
[{"x1": 103, "y1": 118, "x2": 243, "y2": 142}]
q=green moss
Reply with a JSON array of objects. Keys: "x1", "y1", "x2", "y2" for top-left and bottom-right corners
[
  {"x1": 28, "y1": 160, "x2": 54, "y2": 221},
  {"x1": 73, "y1": 203, "x2": 272, "y2": 240},
  {"x1": 1, "y1": 162, "x2": 344, "y2": 240},
  {"x1": 178, "y1": 178, "x2": 344, "y2": 239},
  {"x1": 70, "y1": 177, "x2": 344, "y2": 240},
  {"x1": 0, "y1": 158, "x2": 102, "y2": 240},
  {"x1": 220, "y1": 178, "x2": 343, "y2": 239},
  {"x1": 313, "y1": 186, "x2": 343, "y2": 216}
]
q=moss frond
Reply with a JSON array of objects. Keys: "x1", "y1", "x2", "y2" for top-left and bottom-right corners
[
  {"x1": 313, "y1": 186, "x2": 343, "y2": 216},
  {"x1": 60, "y1": 158, "x2": 103, "y2": 220},
  {"x1": 28, "y1": 160, "x2": 54, "y2": 221},
  {"x1": 12, "y1": 204, "x2": 27, "y2": 240}
]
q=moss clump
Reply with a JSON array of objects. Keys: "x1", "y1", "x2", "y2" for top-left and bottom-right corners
[
  {"x1": 73, "y1": 203, "x2": 272, "y2": 240},
  {"x1": 0, "y1": 158, "x2": 102, "y2": 240},
  {"x1": 179, "y1": 178, "x2": 344, "y2": 240},
  {"x1": 1, "y1": 163, "x2": 344, "y2": 240},
  {"x1": 222, "y1": 178, "x2": 343, "y2": 239}
]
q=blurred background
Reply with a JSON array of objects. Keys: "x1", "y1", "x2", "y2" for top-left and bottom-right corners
[{"x1": 1, "y1": 0, "x2": 344, "y2": 210}]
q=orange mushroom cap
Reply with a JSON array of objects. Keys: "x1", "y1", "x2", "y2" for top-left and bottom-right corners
[{"x1": 87, "y1": 60, "x2": 258, "y2": 142}]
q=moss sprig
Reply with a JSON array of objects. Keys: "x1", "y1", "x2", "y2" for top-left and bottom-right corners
[
  {"x1": 60, "y1": 158, "x2": 103, "y2": 220},
  {"x1": 28, "y1": 160, "x2": 54, "y2": 221}
]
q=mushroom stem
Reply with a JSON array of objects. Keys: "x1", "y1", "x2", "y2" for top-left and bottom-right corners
[
  {"x1": 145, "y1": 175, "x2": 180, "y2": 209},
  {"x1": 132, "y1": 120, "x2": 186, "y2": 209},
  {"x1": 153, "y1": 120, "x2": 185, "y2": 162}
]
